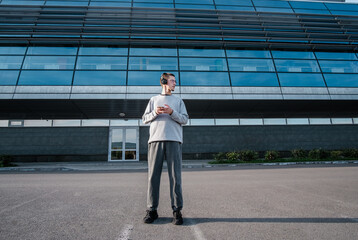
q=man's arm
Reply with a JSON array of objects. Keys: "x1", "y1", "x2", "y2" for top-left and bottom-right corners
[
  {"x1": 142, "y1": 98, "x2": 158, "y2": 124},
  {"x1": 170, "y1": 100, "x2": 189, "y2": 125}
]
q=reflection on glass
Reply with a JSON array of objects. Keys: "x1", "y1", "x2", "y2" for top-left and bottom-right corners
[
  {"x1": 0, "y1": 47, "x2": 26, "y2": 55},
  {"x1": 226, "y1": 50, "x2": 271, "y2": 58},
  {"x1": 111, "y1": 151, "x2": 123, "y2": 160},
  {"x1": 0, "y1": 71, "x2": 19, "y2": 85},
  {"x1": 179, "y1": 48, "x2": 225, "y2": 57},
  {"x1": 228, "y1": 59, "x2": 274, "y2": 72},
  {"x1": 91, "y1": 2, "x2": 131, "y2": 7},
  {"x1": 256, "y1": 7, "x2": 293, "y2": 13},
  {"x1": 331, "y1": 118, "x2": 353, "y2": 124},
  {"x1": 324, "y1": 74, "x2": 358, "y2": 87},
  {"x1": 133, "y1": 3, "x2": 173, "y2": 7},
  {"x1": 24, "y1": 120, "x2": 52, "y2": 127},
  {"x1": 215, "y1": 0, "x2": 253, "y2": 6},
  {"x1": 319, "y1": 61, "x2": 358, "y2": 73},
  {"x1": 125, "y1": 129, "x2": 137, "y2": 149},
  {"x1": 240, "y1": 119, "x2": 263, "y2": 125},
  {"x1": 309, "y1": 118, "x2": 331, "y2": 125},
  {"x1": 82, "y1": 120, "x2": 109, "y2": 126},
  {"x1": 112, "y1": 129, "x2": 123, "y2": 150},
  {"x1": 129, "y1": 57, "x2": 178, "y2": 70},
  {"x1": 0, "y1": 56, "x2": 24, "y2": 69},
  {"x1": 79, "y1": 47, "x2": 128, "y2": 56},
  {"x1": 290, "y1": 1, "x2": 326, "y2": 10},
  {"x1": 231, "y1": 72, "x2": 279, "y2": 86},
  {"x1": 1, "y1": 0, "x2": 44, "y2": 5},
  {"x1": 125, "y1": 151, "x2": 136, "y2": 160},
  {"x1": 215, "y1": 119, "x2": 238, "y2": 125},
  {"x1": 315, "y1": 52, "x2": 357, "y2": 60},
  {"x1": 18, "y1": 71, "x2": 73, "y2": 85},
  {"x1": 128, "y1": 71, "x2": 178, "y2": 85},
  {"x1": 130, "y1": 48, "x2": 177, "y2": 56},
  {"x1": 253, "y1": 0, "x2": 290, "y2": 8},
  {"x1": 74, "y1": 71, "x2": 126, "y2": 85},
  {"x1": 23, "y1": 56, "x2": 75, "y2": 70},
  {"x1": 278, "y1": 73, "x2": 325, "y2": 87},
  {"x1": 180, "y1": 58, "x2": 227, "y2": 71},
  {"x1": 325, "y1": 2, "x2": 358, "y2": 11},
  {"x1": 190, "y1": 119, "x2": 215, "y2": 126},
  {"x1": 180, "y1": 72, "x2": 230, "y2": 86},
  {"x1": 76, "y1": 57, "x2": 127, "y2": 70},
  {"x1": 27, "y1": 46, "x2": 78, "y2": 55},
  {"x1": 175, "y1": 4, "x2": 215, "y2": 9},
  {"x1": 275, "y1": 60, "x2": 320, "y2": 72},
  {"x1": 271, "y1": 51, "x2": 315, "y2": 59},
  {"x1": 216, "y1": 6, "x2": 254, "y2": 11}
]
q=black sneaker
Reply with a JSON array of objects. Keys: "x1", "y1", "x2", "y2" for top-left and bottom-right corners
[
  {"x1": 172, "y1": 210, "x2": 183, "y2": 225},
  {"x1": 143, "y1": 210, "x2": 158, "y2": 224}
]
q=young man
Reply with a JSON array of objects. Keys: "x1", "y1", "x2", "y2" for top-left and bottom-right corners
[{"x1": 142, "y1": 72, "x2": 189, "y2": 225}]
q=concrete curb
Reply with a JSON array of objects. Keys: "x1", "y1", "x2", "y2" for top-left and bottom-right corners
[{"x1": 1, "y1": 160, "x2": 358, "y2": 173}]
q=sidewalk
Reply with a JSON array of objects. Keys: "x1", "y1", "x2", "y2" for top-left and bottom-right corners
[{"x1": 1, "y1": 160, "x2": 358, "y2": 172}]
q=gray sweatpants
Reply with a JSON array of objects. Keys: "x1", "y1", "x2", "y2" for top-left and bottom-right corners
[{"x1": 147, "y1": 141, "x2": 183, "y2": 212}]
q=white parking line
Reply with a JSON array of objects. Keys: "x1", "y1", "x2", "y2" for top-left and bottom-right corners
[
  {"x1": 187, "y1": 219, "x2": 207, "y2": 240},
  {"x1": 0, "y1": 190, "x2": 58, "y2": 215},
  {"x1": 117, "y1": 224, "x2": 133, "y2": 240}
]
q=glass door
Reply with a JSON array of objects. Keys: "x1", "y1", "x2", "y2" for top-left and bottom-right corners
[{"x1": 109, "y1": 127, "x2": 139, "y2": 161}]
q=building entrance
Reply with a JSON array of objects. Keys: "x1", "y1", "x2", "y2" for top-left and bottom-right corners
[{"x1": 108, "y1": 127, "x2": 139, "y2": 161}]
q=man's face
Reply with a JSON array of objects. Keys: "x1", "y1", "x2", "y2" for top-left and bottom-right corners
[{"x1": 167, "y1": 76, "x2": 176, "y2": 91}]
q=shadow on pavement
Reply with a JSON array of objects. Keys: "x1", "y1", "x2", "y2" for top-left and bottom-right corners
[
  {"x1": 150, "y1": 217, "x2": 357, "y2": 226},
  {"x1": 182, "y1": 217, "x2": 358, "y2": 225}
]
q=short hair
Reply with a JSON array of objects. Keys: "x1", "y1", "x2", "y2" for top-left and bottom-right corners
[{"x1": 160, "y1": 72, "x2": 175, "y2": 86}]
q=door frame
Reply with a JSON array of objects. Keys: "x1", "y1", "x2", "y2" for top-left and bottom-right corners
[{"x1": 108, "y1": 126, "x2": 139, "y2": 162}]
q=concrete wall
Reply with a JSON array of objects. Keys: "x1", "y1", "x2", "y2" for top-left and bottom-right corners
[
  {"x1": 0, "y1": 127, "x2": 108, "y2": 161},
  {"x1": 1, "y1": 125, "x2": 358, "y2": 161},
  {"x1": 140, "y1": 125, "x2": 358, "y2": 160}
]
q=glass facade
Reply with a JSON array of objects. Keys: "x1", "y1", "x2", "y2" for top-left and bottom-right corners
[
  {"x1": 2, "y1": 46, "x2": 358, "y2": 87},
  {"x1": 1, "y1": 0, "x2": 358, "y2": 17}
]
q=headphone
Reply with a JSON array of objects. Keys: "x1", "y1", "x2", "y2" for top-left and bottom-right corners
[{"x1": 160, "y1": 73, "x2": 168, "y2": 85}]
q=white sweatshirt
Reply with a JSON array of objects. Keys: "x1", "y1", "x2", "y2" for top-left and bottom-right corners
[{"x1": 142, "y1": 94, "x2": 189, "y2": 144}]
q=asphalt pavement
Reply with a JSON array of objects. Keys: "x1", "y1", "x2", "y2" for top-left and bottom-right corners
[{"x1": 1, "y1": 165, "x2": 358, "y2": 240}]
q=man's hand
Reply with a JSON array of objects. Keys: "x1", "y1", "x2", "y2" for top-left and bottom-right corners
[{"x1": 156, "y1": 104, "x2": 173, "y2": 115}]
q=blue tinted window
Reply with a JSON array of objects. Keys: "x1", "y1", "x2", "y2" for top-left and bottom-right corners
[
  {"x1": 74, "y1": 71, "x2": 126, "y2": 85},
  {"x1": 179, "y1": 48, "x2": 225, "y2": 57},
  {"x1": 79, "y1": 47, "x2": 127, "y2": 56},
  {"x1": 278, "y1": 73, "x2": 325, "y2": 87},
  {"x1": 325, "y1": 3, "x2": 358, "y2": 12},
  {"x1": 315, "y1": 52, "x2": 357, "y2": 60},
  {"x1": 18, "y1": 71, "x2": 73, "y2": 85},
  {"x1": 324, "y1": 74, "x2": 358, "y2": 87},
  {"x1": 0, "y1": 56, "x2": 24, "y2": 69},
  {"x1": 330, "y1": 11, "x2": 358, "y2": 16},
  {"x1": 130, "y1": 48, "x2": 177, "y2": 56},
  {"x1": 175, "y1": 4, "x2": 215, "y2": 9},
  {"x1": 319, "y1": 60, "x2": 358, "y2": 73},
  {"x1": 228, "y1": 59, "x2": 274, "y2": 72},
  {"x1": 226, "y1": 50, "x2": 271, "y2": 58},
  {"x1": 76, "y1": 57, "x2": 127, "y2": 70},
  {"x1": 271, "y1": 51, "x2": 315, "y2": 59},
  {"x1": 180, "y1": 72, "x2": 230, "y2": 86},
  {"x1": 0, "y1": 47, "x2": 26, "y2": 55},
  {"x1": 90, "y1": 2, "x2": 131, "y2": 7},
  {"x1": 275, "y1": 60, "x2": 320, "y2": 72},
  {"x1": 216, "y1": 6, "x2": 254, "y2": 11},
  {"x1": 253, "y1": 0, "x2": 290, "y2": 8},
  {"x1": 46, "y1": 1, "x2": 89, "y2": 6},
  {"x1": 256, "y1": 7, "x2": 294, "y2": 13},
  {"x1": 128, "y1": 71, "x2": 178, "y2": 85},
  {"x1": 132, "y1": 3, "x2": 173, "y2": 8},
  {"x1": 176, "y1": 0, "x2": 213, "y2": 4},
  {"x1": 129, "y1": 57, "x2": 177, "y2": 70},
  {"x1": 180, "y1": 58, "x2": 227, "y2": 71},
  {"x1": 0, "y1": 71, "x2": 19, "y2": 85},
  {"x1": 289, "y1": 1, "x2": 327, "y2": 10},
  {"x1": 23, "y1": 56, "x2": 75, "y2": 70},
  {"x1": 293, "y1": 9, "x2": 330, "y2": 14},
  {"x1": 230, "y1": 72, "x2": 279, "y2": 86},
  {"x1": 214, "y1": 0, "x2": 253, "y2": 6},
  {"x1": 1, "y1": 0, "x2": 44, "y2": 5},
  {"x1": 27, "y1": 46, "x2": 77, "y2": 55},
  {"x1": 133, "y1": 0, "x2": 173, "y2": 2}
]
